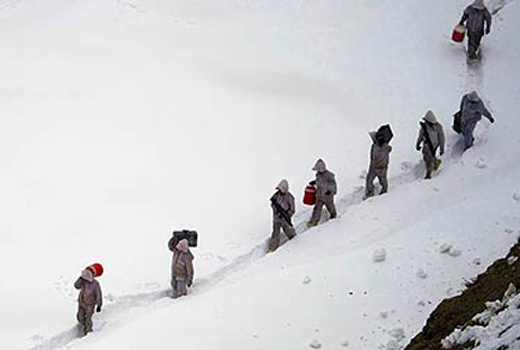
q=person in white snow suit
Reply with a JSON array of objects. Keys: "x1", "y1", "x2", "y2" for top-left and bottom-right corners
[
  {"x1": 170, "y1": 238, "x2": 194, "y2": 298},
  {"x1": 74, "y1": 269, "x2": 103, "y2": 335},
  {"x1": 459, "y1": 0, "x2": 492, "y2": 59},
  {"x1": 457, "y1": 91, "x2": 494, "y2": 150},
  {"x1": 415, "y1": 110, "x2": 446, "y2": 179},
  {"x1": 307, "y1": 159, "x2": 337, "y2": 227},
  {"x1": 269, "y1": 179, "x2": 296, "y2": 252},
  {"x1": 365, "y1": 131, "x2": 392, "y2": 198}
]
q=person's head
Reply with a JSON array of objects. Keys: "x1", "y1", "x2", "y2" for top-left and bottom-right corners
[
  {"x1": 467, "y1": 91, "x2": 480, "y2": 102},
  {"x1": 423, "y1": 110, "x2": 438, "y2": 124},
  {"x1": 471, "y1": 0, "x2": 485, "y2": 10},
  {"x1": 176, "y1": 238, "x2": 189, "y2": 253},
  {"x1": 276, "y1": 179, "x2": 289, "y2": 194},
  {"x1": 81, "y1": 269, "x2": 94, "y2": 282},
  {"x1": 312, "y1": 158, "x2": 327, "y2": 172}
]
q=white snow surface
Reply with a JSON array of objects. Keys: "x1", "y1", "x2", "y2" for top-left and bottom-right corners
[{"x1": 0, "y1": 0, "x2": 519, "y2": 349}]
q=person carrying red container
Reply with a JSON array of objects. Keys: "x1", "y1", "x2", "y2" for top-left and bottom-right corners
[
  {"x1": 458, "y1": 0, "x2": 492, "y2": 60},
  {"x1": 74, "y1": 267, "x2": 103, "y2": 336},
  {"x1": 307, "y1": 159, "x2": 337, "y2": 228},
  {"x1": 269, "y1": 179, "x2": 296, "y2": 252}
]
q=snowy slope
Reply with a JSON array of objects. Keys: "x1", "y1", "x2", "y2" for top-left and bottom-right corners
[{"x1": 0, "y1": 0, "x2": 519, "y2": 349}]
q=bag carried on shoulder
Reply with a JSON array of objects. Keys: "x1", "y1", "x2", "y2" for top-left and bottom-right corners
[
  {"x1": 375, "y1": 124, "x2": 393, "y2": 146},
  {"x1": 453, "y1": 111, "x2": 462, "y2": 134},
  {"x1": 168, "y1": 230, "x2": 198, "y2": 251}
]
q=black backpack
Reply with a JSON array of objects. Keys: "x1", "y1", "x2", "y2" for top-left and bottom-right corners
[{"x1": 453, "y1": 111, "x2": 462, "y2": 134}]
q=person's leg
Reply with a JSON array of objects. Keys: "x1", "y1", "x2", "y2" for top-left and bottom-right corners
[
  {"x1": 324, "y1": 196, "x2": 337, "y2": 218},
  {"x1": 308, "y1": 200, "x2": 325, "y2": 226},
  {"x1": 176, "y1": 278, "x2": 188, "y2": 297},
  {"x1": 269, "y1": 220, "x2": 282, "y2": 251},
  {"x1": 171, "y1": 278, "x2": 179, "y2": 298},
  {"x1": 83, "y1": 304, "x2": 95, "y2": 334},
  {"x1": 378, "y1": 168, "x2": 388, "y2": 194},
  {"x1": 467, "y1": 32, "x2": 479, "y2": 59},
  {"x1": 365, "y1": 168, "x2": 376, "y2": 197},
  {"x1": 281, "y1": 220, "x2": 296, "y2": 240},
  {"x1": 462, "y1": 120, "x2": 478, "y2": 150},
  {"x1": 423, "y1": 148, "x2": 435, "y2": 179},
  {"x1": 76, "y1": 304, "x2": 86, "y2": 332}
]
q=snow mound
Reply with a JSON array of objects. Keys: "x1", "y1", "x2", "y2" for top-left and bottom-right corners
[{"x1": 373, "y1": 248, "x2": 387, "y2": 263}]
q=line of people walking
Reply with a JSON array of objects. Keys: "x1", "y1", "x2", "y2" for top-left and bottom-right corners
[
  {"x1": 72, "y1": 0, "x2": 498, "y2": 336},
  {"x1": 268, "y1": 89, "x2": 493, "y2": 252}
]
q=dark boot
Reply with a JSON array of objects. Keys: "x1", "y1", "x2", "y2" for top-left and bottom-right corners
[{"x1": 268, "y1": 236, "x2": 279, "y2": 252}]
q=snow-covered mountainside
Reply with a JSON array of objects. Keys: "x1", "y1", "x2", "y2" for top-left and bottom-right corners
[{"x1": 0, "y1": 0, "x2": 519, "y2": 349}]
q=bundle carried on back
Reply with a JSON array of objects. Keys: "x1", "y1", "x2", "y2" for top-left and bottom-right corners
[
  {"x1": 168, "y1": 230, "x2": 198, "y2": 250},
  {"x1": 374, "y1": 124, "x2": 393, "y2": 145}
]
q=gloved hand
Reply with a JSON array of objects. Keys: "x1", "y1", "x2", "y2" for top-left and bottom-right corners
[
  {"x1": 416, "y1": 145, "x2": 421, "y2": 151},
  {"x1": 440, "y1": 149, "x2": 445, "y2": 156},
  {"x1": 325, "y1": 190, "x2": 331, "y2": 196},
  {"x1": 187, "y1": 280, "x2": 193, "y2": 287},
  {"x1": 485, "y1": 27, "x2": 491, "y2": 35},
  {"x1": 96, "y1": 306, "x2": 102, "y2": 313},
  {"x1": 489, "y1": 117, "x2": 495, "y2": 123},
  {"x1": 309, "y1": 180, "x2": 316, "y2": 186}
]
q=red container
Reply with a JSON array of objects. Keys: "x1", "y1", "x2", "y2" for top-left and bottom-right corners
[
  {"x1": 452, "y1": 25, "x2": 466, "y2": 43},
  {"x1": 303, "y1": 184, "x2": 317, "y2": 205},
  {"x1": 86, "y1": 263, "x2": 104, "y2": 277}
]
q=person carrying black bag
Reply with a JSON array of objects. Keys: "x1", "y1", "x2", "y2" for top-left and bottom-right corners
[
  {"x1": 365, "y1": 125, "x2": 393, "y2": 198},
  {"x1": 416, "y1": 110, "x2": 446, "y2": 179}
]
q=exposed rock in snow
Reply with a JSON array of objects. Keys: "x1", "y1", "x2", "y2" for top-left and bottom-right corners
[
  {"x1": 303, "y1": 276, "x2": 312, "y2": 285},
  {"x1": 473, "y1": 258, "x2": 482, "y2": 266},
  {"x1": 416, "y1": 268, "x2": 428, "y2": 279},
  {"x1": 513, "y1": 191, "x2": 520, "y2": 202},
  {"x1": 380, "y1": 311, "x2": 389, "y2": 318},
  {"x1": 373, "y1": 248, "x2": 387, "y2": 262},
  {"x1": 442, "y1": 287, "x2": 520, "y2": 350},
  {"x1": 309, "y1": 340, "x2": 322, "y2": 349},
  {"x1": 340, "y1": 339, "x2": 349, "y2": 347},
  {"x1": 505, "y1": 228, "x2": 514, "y2": 234}
]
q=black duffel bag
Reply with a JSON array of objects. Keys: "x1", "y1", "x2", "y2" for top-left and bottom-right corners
[{"x1": 168, "y1": 230, "x2": 198, "y2": 250}]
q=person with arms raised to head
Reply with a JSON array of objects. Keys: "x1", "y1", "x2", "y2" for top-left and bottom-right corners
[
  {"x1": 170, "y1": 238, "x2": 194, "y2": 298},
  {"x1": 74, "y1": 269, "x2": 102, "y2": 336},
  {"x1": 365, "y1": 127, "x2": 392, "y2": 198}
]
